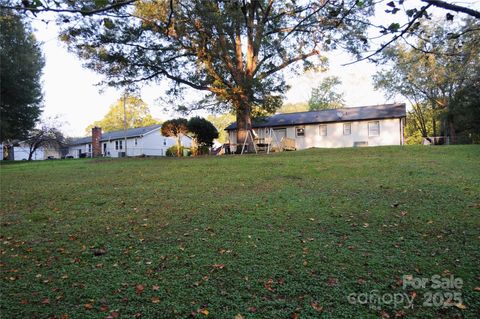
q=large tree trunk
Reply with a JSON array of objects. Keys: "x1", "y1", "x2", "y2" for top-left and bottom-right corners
[
  {"x1": 236, "y1": 100, "x2": 253, "y2": 153},
  {"x1": 448, "y1": 118, "x2": 456, "y2": 144},
  {"x1": 176, "y1": 135, "x2": 182, "y2": 157}
]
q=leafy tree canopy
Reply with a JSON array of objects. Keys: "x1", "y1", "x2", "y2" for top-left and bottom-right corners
[
  {"x1": 278, "y1": 102, "x2": 309, "y2": 114},
  {"x1": 373, "y1": 18, "x2": 480, "y2": 142},
  {"x1": 85, "y1": 95, "x2": 159, "y2": 133},
  {"x1": 0, "y1": 10, "x2": 44, "y2": 142},
  {"x1": 206, "y1": 113, "x2": 236, "y2": 144},
  {"x1": 308, "y1": 76, "x2": 345, "y2": 110},
  {"x1": 52, "y1": 0, "x2": 374, "y2": 147},
  {"x1": 160, "y1": 118, "x2": 188, "y2": 156},
  {"x1": 187, "y1": 117, "x2": 219, "y2": 153}
]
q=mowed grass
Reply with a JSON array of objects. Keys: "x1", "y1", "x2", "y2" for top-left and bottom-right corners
[{"x1": 0, "y1": 146, "x2": 479, "y2": 319}]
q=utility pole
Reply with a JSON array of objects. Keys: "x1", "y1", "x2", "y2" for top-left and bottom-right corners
[{"x1": 123, "y1": 92, "x2": 128, "y2": 157}]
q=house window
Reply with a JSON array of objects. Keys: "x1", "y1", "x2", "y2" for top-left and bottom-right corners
[
  {"x1": 368, "y1": 121, "x2": 380, "y2": 136},
  {"x1": 319, "y1": 124, "x2": 327, "y2": 136},
  {"x1": 115, "y1": 141, "x2": 119, "y2": 150},
  {"x1": 296, "y1": 126, "x2": 305, "y2": 137},
  {"x1": 163, "y1": 139, "x2": 166, "y2": 146},
  {"x1": 103, "y1": 143, "x2": 107, "y2": 154},
  {"x1": 343, "y1": 123, "x2": 351, "y2": 135},
  {"x1": 88, "y1": 144, "x2": 92, "y2": 153},
  {"x1": 134, "y1": 138, "x2": 138, "y2": 146},
  {"x1": 119, "y1": 140, "x2": 123, "y2": 150}
]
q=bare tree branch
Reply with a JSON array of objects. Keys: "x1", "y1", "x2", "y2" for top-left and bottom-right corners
[
  {"x1": 258, "y1": 50, "x2": 320, "y2": 80},
  {"x1": 421, "y1": 0, "x2": 480, "y2": 19},
  {"x1": 343, "y1": 4, "x2": 432, "y2": 65},
  {"x1": 0, "y1": 0, "x2": 137, "y2": 16}
]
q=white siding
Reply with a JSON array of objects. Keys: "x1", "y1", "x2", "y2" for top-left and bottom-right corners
[
  {"x1": 303, "y1": 118, "x2": 403, "y2": 148},
  {"x1": 66, "y1": 130, "x2": 193, "y2": 158},
  {"x1": 13, "y1": 145, "x2": 44, "y2": 161},
  {"x1": 67, "y1": 144, "x2": 90, "y2": 158},
  {"x1": 228, "y1": 118, "x2": 403, "y2": 151}
]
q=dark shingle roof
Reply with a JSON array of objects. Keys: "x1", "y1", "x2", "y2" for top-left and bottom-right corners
[
  {"x1": 225, "y1": 103, "x2": 406, "y2": 130},
  {"x1": 69, "y1": 124, "x2": 162, "y2": 145}
]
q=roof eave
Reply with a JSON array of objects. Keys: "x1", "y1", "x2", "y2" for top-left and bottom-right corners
[{"x1": 225, "y1": 115, "x2": 407, "y2": 130}]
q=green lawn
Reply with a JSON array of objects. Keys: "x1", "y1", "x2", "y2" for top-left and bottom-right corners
[{"x1": 1, "y1": 146, "x2": 479, "y2": 318}]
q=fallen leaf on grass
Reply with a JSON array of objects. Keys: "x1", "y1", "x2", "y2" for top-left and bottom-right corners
[
  {"x1": 327, "y1": 277, "x2": 338, "y2": 286},
  {"x1": 291, "y1": 313, "x2": 300, "y2": 319},
  {"x1": 100, "y1": 304, "x2": 109, "y2": 312},
  {"x1": 455, "y1": 303, "x2": 467, "y2": 309},
  {"x1": 92, "y1": 248, "x2": 107, "y2": 256},
  {"x1": 152, "y1": 285, "x2": 160, "y2": 291},
  {"x1": 474, "y1": 287, "x2": 480, "y2": 291},
  {"x1": 84, "y1": 303, "x2": 93, "y2": 310},
  {"x1": 135, "y1": 284, "x2": 145, "y2": 294},
  {"x1": 151, "y1": 296, "x2": 160, "y2": 304},
  {"x1": 212, "y1": 264, "x2": 225, "y2": 270},
  {"x1": 234, "y1": 314, "x2": 245, "y2": 319},
  {"x1": 264, "y1": 278, "x2": 274, "y2": 292},
  {"x1": 105, "y1": 311, "x2": 120, "y2": 319},
  {"x1": 311, "y1": 302, "x2": 323, "y2": 312},
  {"x1": 247, "y1": 306, "x2": 257, "y2": 313},
  {"x1": 41, "y1": 298, "x2": 50, "y2": 304},
  {"x1": 198, "y1": 308, "x2": 209, "y2": 316}
]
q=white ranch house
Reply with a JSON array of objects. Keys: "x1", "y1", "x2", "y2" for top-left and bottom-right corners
[
  {"x1": 226, "y1": 104, "x2": 406, "y2": 151},
  {"x1": 67, "y1": 124, "x2": 191, "y2": 158},
  {"x1": 0, "y1": 142, "x2": 62, "y2": 161}
]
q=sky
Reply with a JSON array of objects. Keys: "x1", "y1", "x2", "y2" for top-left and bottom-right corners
[{"x1": 29, "y1": 1, "x2": 477, "y2": 137}]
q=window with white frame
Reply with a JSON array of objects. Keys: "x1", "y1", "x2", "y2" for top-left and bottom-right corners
[
  {"x1": 319, "y1": 124, "x2": 327, "y2": 136},
  {"x1": 163, "y1": 139, "x2": 166, "y2": 146},
  {"x1": 88, "y1": 144, "x2": 92, "y2": 153},
  {"x1": 134, "y1": 138, "x2": 138, "y2": 146},
  {"x1": 115, "y1": 141, "x2": 119, "y2": 150},
  {"x1": 119, "y1": 140, "x2": 123, "y2": 150},
  {"x1": 368, "y1": 121, "x2": 380, "y2": 136},
  {"x1": 343, "y1": 123, "x2": 351, "y2": 135},
  {"x1": 296, "y1": 126, "x2": 305, "y2": 137}
]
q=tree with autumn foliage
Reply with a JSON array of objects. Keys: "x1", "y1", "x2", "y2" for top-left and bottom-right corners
[
  {"x1": 85, "y1": 95, "x2": 159, "y2": 133},
  {"x1": 160, "y1": 118, "x2": 188, "y2": 157},
  {"x1": 53, "y1": 0, "x2": 375, "y2": 149},
  {"x1": 5, "y1": 1, "x2": 478, "y2": 147}
]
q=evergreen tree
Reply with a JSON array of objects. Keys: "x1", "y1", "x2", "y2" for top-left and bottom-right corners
[{"x1": 0, "y1": 10, "x2": 44, "y2": 141}]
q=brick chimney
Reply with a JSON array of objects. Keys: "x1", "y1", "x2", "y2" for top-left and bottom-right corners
[{"x1": 92, "y1": 127, "x2": 102, "y2": 157}]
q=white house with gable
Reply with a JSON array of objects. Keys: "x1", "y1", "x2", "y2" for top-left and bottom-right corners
[
  {"x1": 67, "y1": 124, "x2": 191, "y2": 158},
  {"x1": 225, "y1": 104, "x2": 406, "y2": 152}
]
